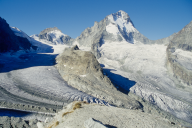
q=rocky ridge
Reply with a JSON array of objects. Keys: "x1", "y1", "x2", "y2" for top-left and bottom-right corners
[
  {"x1": 55, "y1": 45, "x2": 141, "y2": 109},
  {"x1": 0, "y1": 17, "x2": 36, "y2": 53},
  {"x1": 166, "y1": 21, "x2": 192, "y2": 86}
]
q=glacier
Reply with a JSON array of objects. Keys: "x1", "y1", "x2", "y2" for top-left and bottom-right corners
[{"x1": 0, "y1": 10, "x2": 192, "y2": 127}]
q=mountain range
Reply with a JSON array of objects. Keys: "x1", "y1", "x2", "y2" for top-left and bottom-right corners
[{"x1": 0, "y1": 10, "x2": 192, "y2": 128}]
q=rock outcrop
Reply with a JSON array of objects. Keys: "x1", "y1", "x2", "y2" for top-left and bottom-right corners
[
  {"x1": 55, "y1": 45, "x2": 141, "y2": 109},
  {"x1": 166, "y1": 21, "x2": 192, "y2": 86},
  {"x1": 0, "y1": 17, "x2": 35, "y2": 53}
]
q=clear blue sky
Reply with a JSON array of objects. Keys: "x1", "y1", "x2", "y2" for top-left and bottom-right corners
[{"x1": 0, "y1": 0, "x2": 192, "y2": 40}]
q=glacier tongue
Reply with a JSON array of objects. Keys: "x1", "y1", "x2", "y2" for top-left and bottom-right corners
[{"x1": 97, "y1": 41, "x2": 192, "y2": 123}]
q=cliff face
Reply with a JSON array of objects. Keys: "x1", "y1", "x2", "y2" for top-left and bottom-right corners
[
  {"x1": 166, "y1": 21, "x2": 192, "y2": 86},
  {"x1": 0, "y1": 17, "x2": 34, "y2": 53}
]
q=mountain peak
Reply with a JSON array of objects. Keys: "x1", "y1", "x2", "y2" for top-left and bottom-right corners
[
  {"x1": 39, "y1": 27, "x2": 62, "y2": 35},
  {"x1": 117, "y1": 10, "x2": 129, "y2": 16},
  {"x1": 111, "y1": 10, "x2": 131, "y2": 22},
  {"x1": 34, "y1": 27, "x2": 74, "y2": 45}
]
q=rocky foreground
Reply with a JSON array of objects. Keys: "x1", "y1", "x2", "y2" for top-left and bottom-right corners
[{"x1": 38, "y1": 101, "x2": 185, "y2": 128}]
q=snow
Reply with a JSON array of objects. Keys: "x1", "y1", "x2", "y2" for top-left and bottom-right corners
[
  {"x1": 31, "y1": 30, "x2": 69, "y2": 45},
  {"x1": 107, "y1": 11, "x2": 138, "y2": 34},
  {"x1": 99, "y1": 41, "x2": 166, "y2": 75},
  {"x1": 98, "y1": 40, "x2": 192, "y2": 123},
  {"x1": 0, "y1": 31, "x2": 109, "y2": 122},
  {"x1": 172, "y1": 49, "x2": 192, "y2": 70},
  {"x1": 106, "y1": 23, "x2": 120, "y2": 35},
  {"x1": 47, "y1": 30, "x2": 66, "y2": 45},
  {"x1": 174, "y1": 49, "x2": 192, "y2": 58},
  {"x1": 72, "y1": 41, "x2": 80, "y2": 47},
  {"x1": 2, "y1": 22, "x2": 192, "y2": 124},
  {"x1": 30, "y1": 34, "x2": 68, "y2": 54}
]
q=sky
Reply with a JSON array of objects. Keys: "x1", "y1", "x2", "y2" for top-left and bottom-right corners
[{"x1": 0, "y1": 0, "x2": 192, "y2": 40}]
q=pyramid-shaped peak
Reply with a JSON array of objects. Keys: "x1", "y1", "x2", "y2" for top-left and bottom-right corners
[
  {"x1": 107, "y1": 10, "x2": 132, "y2": 24},
  {"x1": 107, "y1": 10, "x2": 134, "y2": 27}
]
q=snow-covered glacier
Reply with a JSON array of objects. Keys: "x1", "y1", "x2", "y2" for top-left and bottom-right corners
[{"x1": 0, "y1": 10, "x2": 192, "y2": 127}]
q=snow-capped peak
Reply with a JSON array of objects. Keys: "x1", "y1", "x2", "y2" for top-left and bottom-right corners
[
  {"x1": 114, "y1": 10, "x2": 130, "y2": 21},
  {"x1": 47, "y1": 30, "x2": 67, "y2": 44},
  {"x1": 107, "y1": 10, "x2": 137, "y2": 34},
  {"x1": 30, "y1": 27, "x2": 74, "y2": 45}
]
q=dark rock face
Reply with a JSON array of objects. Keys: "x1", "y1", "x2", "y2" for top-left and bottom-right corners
[
  {"x1": 55, "y1": 45, "x2": 142, "y2": 110},
  {"x1": 0, "y1": 17, "x2": 33, "y2": 53},
  {"x1": 0, "y1": 17, "x2": 19, "y2": 52},
  {"x1": 166, "y1": 21, "x2": 192, "y2": 86}
]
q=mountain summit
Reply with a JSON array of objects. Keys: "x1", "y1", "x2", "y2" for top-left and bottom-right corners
[
  {"x1": 106, "y1": 10, "x2": 137, "y2": 42},
  {"x1": 72, "y1": 10, "x2": 175, "y2": 58},
  {"x1": 73, "y1": 10, "x2": 138, "y2": 47},
  {"x1": 32, "y1": 27, "x2": 74, "y2": 45}
]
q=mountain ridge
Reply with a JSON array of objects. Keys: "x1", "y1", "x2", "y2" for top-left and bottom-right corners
[
  {"x1": 32, "y1": 27, "x2": 75, "y2": 45},
  {"x1": 70, "y1": 10, "x2": 176, "y2": 58},
  {"x1": 0, "y1": 17, "x2": 36, "y2": 53}
]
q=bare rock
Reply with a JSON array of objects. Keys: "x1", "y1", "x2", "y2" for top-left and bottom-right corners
[
  {"x1": 55, "y1": 45, "x2": 141, "y2": 109},
  {"x1": 41, "y1": 101, "x2": 184, "y2": 128},
  {"x1": 166, "y1": 21, "x2": 192, "y2": 86}
]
